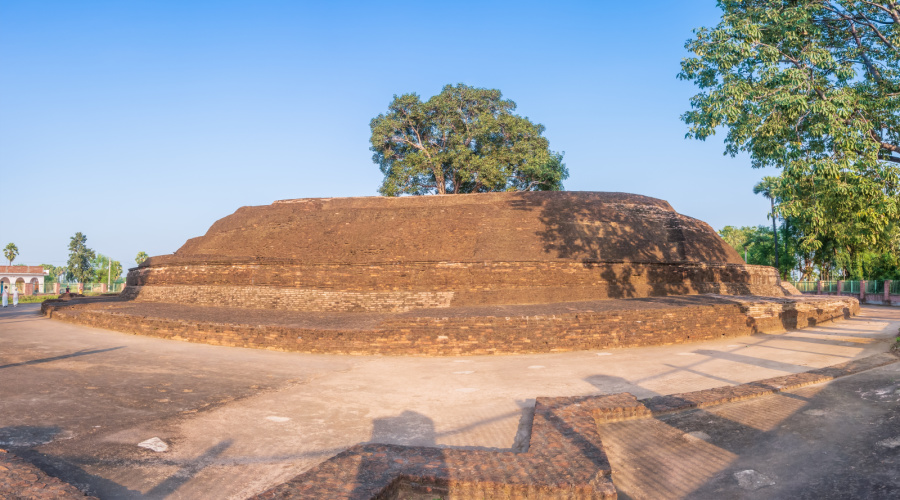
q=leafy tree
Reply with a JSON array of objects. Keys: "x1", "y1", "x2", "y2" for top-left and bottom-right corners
[
  {"x1": 370, "y1": 83, "x2": 568, "y2": 196},
  {"x1": 4, "y1": 242, "x2": 18, "y2": 266},
  {"x1": 41, "y1": 264, "x2": 66, "y2": 282},
  {"x1": 680, "y1": 1, "x2": 900, "y2": 260},
  {"x1": 135, "y1": 251, "x2": 149, "y2": 265},
  {"x1": 92, "y1": 254, "x2": 123, "y2": 284},
  {"x1": 66, "y1": 232, "x2": 95, "y2": 283},
  {"x1": 719, "y1": 225, "x2": 753, "y2": 261},
  {"x1": 719, "y1": 224, "x2": 797, "y2": 278},
  {"x1": 753, "y1": 177, "x2": 781, "y2": 270}
]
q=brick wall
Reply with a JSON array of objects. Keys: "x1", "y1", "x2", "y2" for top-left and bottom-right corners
[
  {"x1": 125, "y1": 261, "x2": 786, "y2": 312},
  {"x1": 43, "y1": 296, "x2": 857, "y2": 356},
  {"x1": 121, "y1": 285, "x2": 453, "y2": 313}
]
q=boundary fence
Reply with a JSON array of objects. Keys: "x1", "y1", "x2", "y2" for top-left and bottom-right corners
[
  {"x1": 26, "y1": 282, "x2": 126, "y2": 295},
  {"x1": 792, "y1": 279, "x2": 900, "y2": 305}
]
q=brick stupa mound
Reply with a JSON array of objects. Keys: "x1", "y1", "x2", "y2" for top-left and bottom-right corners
[
  {"x1": 43, "y1": 191, "x2": 857, "y2": 355},
  {"x1": 124, "y1": 191, "x2": 795, "y2": 311}
]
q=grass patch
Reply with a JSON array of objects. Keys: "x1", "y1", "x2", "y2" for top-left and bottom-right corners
[
  {"x1": 6, "y1": 294, "x2": 56, "y2": 304},
  {"x1": 3, "y1": 291, "x2": 120, "y2": 304}
]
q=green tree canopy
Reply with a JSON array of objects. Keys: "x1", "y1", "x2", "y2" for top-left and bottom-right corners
[
  {"x1": 718, "y1": 224, "x2": 797, "y2": 277},
  {"x1": 4, "y1": 242, "x2": 18, "y2": 266},
  {"x1": 370, "y1": 83, "x2": 568, "y2": 196},
  {"x1": 67, "y1": 232, "x2": 95, "y2": 283},
  {"x1": 135, "y1": 251, "x2": 149, "y2": 265},
  {"x1": 92, "y1": 254, "x2": 123, "y2": 285},
  {"x1": 680, "y1": 1, "x2": 900, "y2": 258},
  {"x1": 41, "y1": 264, "x2": 65, "y2": 282}
]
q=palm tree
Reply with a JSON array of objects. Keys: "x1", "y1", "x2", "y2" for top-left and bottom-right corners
[
  {"x1": 3, "y1": 242, "x2": 18, "y2": 266},
  {"x1": 753, "y1": 178, "x2": 780, "y2": 271}
]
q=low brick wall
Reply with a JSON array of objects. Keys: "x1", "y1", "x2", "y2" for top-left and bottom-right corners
[
  {"x1": 121, "y1": 285, "x2": 454, "y2": 313},
  {"x1": 41, "y1": 295, "x2": 858, "y2": 356},
  {"x1": 125, "y1": 261, "x2": 788, "y2": 312}
]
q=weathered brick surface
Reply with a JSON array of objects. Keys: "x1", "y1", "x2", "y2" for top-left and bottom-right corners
[
  {"x1": 249, "y1": 352, "x2": 897, "y2": 499},
  {"x1": 0, "y1": 449, "x2": 96, "y2": 499},
  {"x1": 249, "y1": 394, "x2": 618, "y2": 500},
  {"x1": 170, "y1": 192, "x2": 746, "y2": 265},
  {"x1": 41, "y1": 295, "x2": 858, "y2": 356},
  {"x1": 123, "y1": 192, "x2": 798, "y2": 314},
  {"x1": 122, "y1": 283, "x2": 455, "y2": 313},
  {"x1": 124, "y1": 261, "x2": 787, "y2": 312},
  {"x1": 592, "y1": 351, "x2": 900, "y2": 422}
]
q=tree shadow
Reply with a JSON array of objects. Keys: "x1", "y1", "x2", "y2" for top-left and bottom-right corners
[
  {"x1": 352, "y1": 410, "x2": 447, "y2": 499},
  {"x1": 144, "y1": 440, "x2": 233, "y2": 498},
  {"x1": 508, "y1": 192, "x2": 750, "y2": 301},
  {"x1": 0, "y1": 426, "x2": 62, "y2": 448},
  {"x1": 0, "y1": 347, "x2": 125, "y2": 370}
]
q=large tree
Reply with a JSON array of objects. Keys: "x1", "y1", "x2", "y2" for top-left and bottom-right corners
[
  {"x1": 66, "y1": 232, "x2": 95, "y2": 283},
  {"x1": 370, "y1": 83, "x2": 568, "y2": 196},
  {"x1": 680, "y1": 1, "x2": 900, "y2": 258}
]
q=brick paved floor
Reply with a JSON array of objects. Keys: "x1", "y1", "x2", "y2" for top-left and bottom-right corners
[{"x1": 2, "y1": 303, "x2": 898, "y2": 498}]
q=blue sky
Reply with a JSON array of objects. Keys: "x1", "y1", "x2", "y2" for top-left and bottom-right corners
[{"x1": 0, "y1": 0, "x2": 777, "y2": 270}]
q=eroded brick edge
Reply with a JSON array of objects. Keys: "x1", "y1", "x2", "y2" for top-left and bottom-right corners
[
  {"x1": 0, "y1": 449, "x2": 97, "y2": 499},
  {"x1": 40, "y1": 295, "x2": 858, "y2": 356}
]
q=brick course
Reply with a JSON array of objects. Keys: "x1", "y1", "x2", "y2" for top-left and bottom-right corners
[
  {"x1": 125, "y1": 261, "x2": 788, "y2": 312},
  {"x1": 41, "y1": 295, "x2": 858, "y2": 356}
]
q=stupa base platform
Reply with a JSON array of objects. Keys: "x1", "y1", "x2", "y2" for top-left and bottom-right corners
[{"x1": 41, "y1": 294, "x2": 858, "y2": 356}]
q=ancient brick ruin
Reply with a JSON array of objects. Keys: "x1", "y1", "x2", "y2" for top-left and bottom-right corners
[
  {"x1": 43, "y1": 191, "x2": 857, "y2": 356},
  {"x1": 124, "y1": 191, "x2": 797, "y2": 311},
  {"x1": 37, "y1": 191, "x2": 865, "y2": 499}
]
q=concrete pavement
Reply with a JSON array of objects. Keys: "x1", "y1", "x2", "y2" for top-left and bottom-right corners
[{"x1": 2, "y1": 303, "x2": 898, "y2": 498}]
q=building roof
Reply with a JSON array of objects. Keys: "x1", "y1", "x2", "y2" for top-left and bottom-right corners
[{"x1": 0, "y1": 266, "x2": 49, "y2": 275}]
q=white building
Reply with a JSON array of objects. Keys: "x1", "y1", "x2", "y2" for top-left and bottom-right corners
[{"x1": 0, "y1": 266, "x2": 49, "y2": 294}]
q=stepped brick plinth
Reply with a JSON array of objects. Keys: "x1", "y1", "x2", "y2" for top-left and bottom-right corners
[{"x1": 124, "y1": 191, "x2": 799, "y2": 313}]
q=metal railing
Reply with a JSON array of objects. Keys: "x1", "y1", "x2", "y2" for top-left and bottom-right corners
[
  {"x1": 36, "y1": 282, "x2": 126, "y2": 294},
  {"x1": 791, "y1": 280, "x2": 900, "y2": 295}
]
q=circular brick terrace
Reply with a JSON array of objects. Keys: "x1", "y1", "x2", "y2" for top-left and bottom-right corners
[{"x1": 42, "y1": 294, "x2": 858, "y2": 355}]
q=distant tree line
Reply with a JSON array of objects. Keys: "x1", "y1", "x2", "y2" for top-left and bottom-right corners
[
  {"x1": 719, "y1": 221, "x2": 900, "y2": 282},
  {"x1": 38, "y1": 232, "x2": 125, "y2": 284}
]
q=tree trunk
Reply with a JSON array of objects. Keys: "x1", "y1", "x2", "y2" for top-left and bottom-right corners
[
  {"x1": 771, "y1": 198, "x2": 779, "y2": 274},
  {"x1": 435, "y1": 170, "x2": 446, "y2": 194}
]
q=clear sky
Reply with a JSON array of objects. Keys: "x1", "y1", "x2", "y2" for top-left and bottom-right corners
[{"x1": 0, "y1": 0, "x2": 777, "y2": 271}]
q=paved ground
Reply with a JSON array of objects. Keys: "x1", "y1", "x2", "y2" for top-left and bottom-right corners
[
  {"x1": 2, "y1": 303, "x2": 899, "y2": 499},
  {"x1": 599, "y1": 361, "x2": 900, "y2": 499}
]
